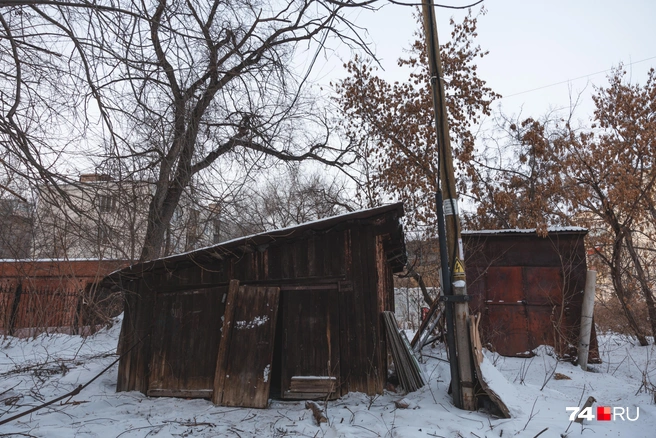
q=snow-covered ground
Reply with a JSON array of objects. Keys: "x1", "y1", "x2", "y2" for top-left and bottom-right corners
[{"x1": 2, "y1": 318, "x2": 655, "y2": 437}]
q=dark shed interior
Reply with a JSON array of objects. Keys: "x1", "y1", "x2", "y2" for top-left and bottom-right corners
[
  {"x1": 462, "y1": 228, "x2": 600, "y2": 361},
  {"x1": 103, "y1": 203, "x2": 406, "y2": 407}
]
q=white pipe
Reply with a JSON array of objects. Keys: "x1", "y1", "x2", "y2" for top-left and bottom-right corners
[{"x1": 578, "y1": 270, "x2": 597, "y2": 371}]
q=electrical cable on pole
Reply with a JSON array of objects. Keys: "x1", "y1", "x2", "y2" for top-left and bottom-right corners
[{"x1": 420, "y1": 0, "x2": 477, "y2": 410}]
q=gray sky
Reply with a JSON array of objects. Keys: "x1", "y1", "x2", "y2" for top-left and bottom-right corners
[{"x1": 311, "y1": 0, "x2": 656, "y2": 125}]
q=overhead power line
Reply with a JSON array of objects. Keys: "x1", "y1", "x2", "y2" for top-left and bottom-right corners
[{"x1": 501, "y1": 55, "x2": 656, "y2": 99}]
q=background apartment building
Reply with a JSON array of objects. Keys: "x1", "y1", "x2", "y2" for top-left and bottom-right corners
[{"x1": 0, "y1": 174, "x2": 236, "y2": 262}]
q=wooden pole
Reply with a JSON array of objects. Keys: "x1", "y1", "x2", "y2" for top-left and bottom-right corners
[
  {"x1": 420, "y1": 0, "x2": 476, "y2": 410},
  {"x1": 452, "y1": 280, "x2": 475, "y2": 410},
  {"x1": 578, "y1": 270, "x2": 596, "y2": 371}
]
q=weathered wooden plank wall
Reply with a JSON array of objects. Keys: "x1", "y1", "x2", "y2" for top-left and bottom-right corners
[
  {"x1": 280, "y1": 286, "x2": 339, "y2": 399},
  {"x1": 116, "y1": 278, "x2": 155, "y2": 393},
  {"x1": 110, "y1": 204, "x2": 407, "y2": 401},
  {"x1": 147, "y1": 285, "x2": 226, "y2": 398}
]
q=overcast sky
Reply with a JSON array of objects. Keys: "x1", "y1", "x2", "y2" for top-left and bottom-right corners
[{"x1": 309, "y1": 0, "x2": 656, "y2": 127}]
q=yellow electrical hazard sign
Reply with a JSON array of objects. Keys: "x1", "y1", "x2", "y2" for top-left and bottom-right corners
[{"x1": 453, "y1": 258, "x2": 465, "y2": 275}]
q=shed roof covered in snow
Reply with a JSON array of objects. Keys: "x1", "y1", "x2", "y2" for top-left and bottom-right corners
[{"x1": 462, "y1": 226, "x2": 587, "y2": 236}]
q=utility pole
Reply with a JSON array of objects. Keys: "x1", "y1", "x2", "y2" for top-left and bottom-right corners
[{"x1": 421, "y1": 0, "x2": 476, "y2": 411}]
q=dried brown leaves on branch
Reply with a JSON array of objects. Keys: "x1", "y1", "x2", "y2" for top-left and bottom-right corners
[
  {"x1": 563, "y1": 67, "x2": 656, "y2": 344},
  {"x1": 491, "y1": 67, "x2": 656, "y2": 344},
  {"x1": 334, "y1": 9, "x2": 499, "y2": 227}
]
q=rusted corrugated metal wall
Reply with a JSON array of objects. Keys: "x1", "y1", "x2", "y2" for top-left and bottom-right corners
[
  {"x1": 0, "y1": 260, "x2": 128, "y2": 336},
  {"x1": 463, "y1": 230, "x2": 600, "y2": 361}
]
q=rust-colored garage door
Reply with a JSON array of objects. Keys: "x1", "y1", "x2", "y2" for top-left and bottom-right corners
[{"x1": 484, "y1": 266, "x2": 563, "y2": 356}]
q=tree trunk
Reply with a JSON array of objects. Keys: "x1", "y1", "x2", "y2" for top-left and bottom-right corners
[
  {"x1": 139, "y1": 180, "x2": 186, "y2": 262},
  {"x1": 407, "y1": 266, "x2": 435, "y2": 306},
  {"x1": 609, "y1": 237, "x2": 649, "y2": 346},
  {"x1": 622, "y1": 228, "x2": 656, "y2": 339}
]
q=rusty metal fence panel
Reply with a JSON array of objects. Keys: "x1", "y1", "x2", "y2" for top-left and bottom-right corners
[{"x1": 0, "y1": 260, "x2": 128, "y2": 337}]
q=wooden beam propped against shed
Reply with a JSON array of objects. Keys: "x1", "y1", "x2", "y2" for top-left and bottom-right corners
[{"x1": 212, "y1": 280, "x2": 280, "y2": 408}]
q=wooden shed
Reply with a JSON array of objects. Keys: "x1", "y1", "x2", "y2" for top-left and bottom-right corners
[
  {"x1": 462, "y1": 228, "x2": 600, "y2": 361},
  {"x1": 104, "y1": 203, "x2": 406, "y2": 407},
  {"x1": 0, "y1": 259, "x2": 128, "y2": 336}
]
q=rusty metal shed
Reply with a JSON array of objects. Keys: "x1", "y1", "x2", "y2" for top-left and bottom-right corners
[
  {"x1": 462, "y1": 227, "x2": 600, "y2": 361},
  {"x1": 103, "y1": 203, "x2": 406, "y2": 407},
  {"x1": 0, "y1": 259, "x2": 128, "y2": 336}
]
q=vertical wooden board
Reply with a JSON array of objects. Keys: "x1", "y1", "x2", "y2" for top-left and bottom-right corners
[
  {"x1": 523, "y1": 267, "x2": 562, "y2": 353},
  {"x1": 343, "y1": 227, "x2": 367, "y2": 393},
  {"x1": 294, "y1": 239, "x2": 308, "y2": 278},
  {"x1": 147, "y1": 293, "x2": 175, "y2": 392},
  {"x1": 256, "y1": 250, "x2": 268, "y2": 280},
  {"x1": 307, "y1": 237, "x2": 316, "y2": 277},
  {"x1": 281, "y1": 288, "x2": 340, "y2": 399},
  {"x1": 343, "y1": 230, "x2": 352, "y2": 278},
  {"x1": 375, "y1": 236, "x2": 387, "y2": 315},
  {"x1": 267, "y1": 245, "x2": 282, "y2": 279},
  {"x1": 331, "y1": 230, "x2": 346, "y2": 277},
  {"x1": 376, "y1": 235, "x2": 394, "y2": 388},
  {"x1": 281, "y1": 244, "x2": 292, "y2": 279},
  {"x1": 311, "y1": 234, "x2": 325, "y2": 277},
  {"x1": 125, "y1": 282, "x2": 142, "y2": 391},
  {"x1": 251, "y1": 252, "x2": 259, "y2": 281},
  {"x1": 117, "y1": 280, "x2": 139, "y2": 392},
  {"x1": 375, "y1": 235, "x2": 395, "y2": 314},
  {"x1": 212, "y1": 280, "x2": 239, "y2": 405},
  {"x1": 337, "y1": 230, "x2": 347, "y2": 276},
  {"x1": 318, "y1": 233, "x2": 330, "y2": 277},
  {"x1": 385, "y1": 263, "x2": 395, "y2": 313},
  {"x1": 185, "y1": 286, "x2": 226, "y2": 390},
  {"x1": 214, "y1": 283, "x2": 280, "y2": 408},
  {"x1": 338, "y1": 280, "x2": 352, "y2": 395},
  {"x1": 363, "y1": 230, "x2": 383, "y2": 394},
  {"x1": 262, "y1": 250, "x2": 269, "y2": 280},
  {"x1": 339, "y1": 227, "x2": 383, "y2": 395}
]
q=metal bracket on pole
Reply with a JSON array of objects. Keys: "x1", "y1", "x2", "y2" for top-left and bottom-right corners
[{"x1": 439, "y1": 295, "x2": 471, "y2": 303}]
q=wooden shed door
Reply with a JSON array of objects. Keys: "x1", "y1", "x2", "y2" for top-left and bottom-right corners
[
  {"x1": 147, "y1": 286, "x2": 226, "y2": 398},
  {"x1": 212, "y1": 282, "x2": 280, "y2": 408},
  {"x1": 281, "y1": 286, "x2": 340, "y2": 400}
]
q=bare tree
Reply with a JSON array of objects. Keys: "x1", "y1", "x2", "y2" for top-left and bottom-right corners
[
  {"x1": 225, "y1": 166, "x2": 354, "y2": 236},
  {"x1": 1, "y1": 0, "x2": 373, "y2": 261}
]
